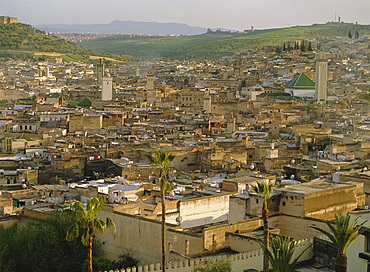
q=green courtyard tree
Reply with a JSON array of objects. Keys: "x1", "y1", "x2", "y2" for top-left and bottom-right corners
[
  {"x1": 66, "y1": 196, "x2": 116, "y2": 272},
  {"x1": 312, "y1": 213, "x2": 365, "y2": 272},
  {"x1": 252, "y1": 181, "x2": 273, "y2": 272},
  {"x1": 147, "y1": 150, "x2": 176, "y2": 272},
  {"x1": 348, "y1": 30, "x2": 352, "y2": 39}
]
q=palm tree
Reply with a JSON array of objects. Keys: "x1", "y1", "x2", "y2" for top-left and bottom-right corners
[
  {"x1": 252, "y1": 181, "x2": 273, "y2": 272},
  {"x1": 312, "y1": 213, "x2": 366, "y2": 272},
  {"x1": 147, "y1": 150, "x2": 175, "y2": 272},
  {"x1": 66, "y1": 196, "x2": 116, "y2": 272},
  {"x1": 257, "y1": 235, "x2": 310, "y2": 272}
]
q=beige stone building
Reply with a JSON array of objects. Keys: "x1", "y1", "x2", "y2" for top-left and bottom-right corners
[{"x1": 0, "y1": 16, "x2": 18, "y2": 24}]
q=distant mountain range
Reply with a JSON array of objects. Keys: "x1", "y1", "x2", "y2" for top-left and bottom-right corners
[{"x1": 35, "y1": 20, "x2": 235, "y2": 35}]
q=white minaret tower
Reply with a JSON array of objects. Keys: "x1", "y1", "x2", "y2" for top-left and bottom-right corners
[
  {"x1": 315, "y1": 52, "x2": 328, "y2": 102},
  {"x1": 102, "y1": 77, "x2": 113, "y2": 101}
]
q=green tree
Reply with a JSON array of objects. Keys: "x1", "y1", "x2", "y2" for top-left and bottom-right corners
[
  {"x1": 300, "y1": 40, "x2": 306, "y2": 52},
  {"x1": 66, "y1": 196, "x2": 116, "y2": 272},
  {"x1": 276, "y1": 46, "x2": 281, "y2": 54},
  {"x1": 348, "y1": 30, "x2": 352, "y2": 39},
  {"x1": 193, "y1": 258, "x2": 232, "y2": 272},
  {"x1": 355, "y1": 30, "x2": 359, "y2": 39},
  {"x1": 252, "y1": 181, "x2": 273, "y2": 272},
  {"x1": 257, "y1": 235, "x2": 310, "y2": 272},
  {"x1": 312, "y1": 213, "x2": 366, "y2": 272},
  {"x1": 0, "y1": 211, "x2": 89, "y2": 272},
  {"x1": 147, "y1": 150, "x2": 176, "y2": 272},
  {"x1": 308, "y1": 42, "x2": 313, "y2": 51}
]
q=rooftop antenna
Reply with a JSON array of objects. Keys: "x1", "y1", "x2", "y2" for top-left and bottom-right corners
[{"x1": 335, "y1": 11, "x2": 337, "y2": 22}]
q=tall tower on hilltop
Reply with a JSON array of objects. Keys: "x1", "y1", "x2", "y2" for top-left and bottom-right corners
[
  {"x1": 101, "y1": 77, "x2": 113, "y2": 101},
  {"x1": 315, "y1": 52, "x2": 328, "y2": 102},
  {"x1": 96, "y1": 59, "x2": 104, "y2": 85},
  {"x1": 147, "y1": 73, "x2": 156, "y2": 106}
]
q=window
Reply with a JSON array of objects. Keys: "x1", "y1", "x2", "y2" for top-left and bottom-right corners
[
  {"x1": 6, "y1": 139, "x2": 11, "y2": 151},
  {"x1": 366, "y1": 236, "x2": 370, "y2": 252},
  {"x1": 185, "y1": 240, "x2": 190, "y2": 256},
  {"x1": 256, "y1": 199, "x2": 259, "y2": 204},
  {"x1": 282, "y1": 201, "x2": 286, "y2": 206}
]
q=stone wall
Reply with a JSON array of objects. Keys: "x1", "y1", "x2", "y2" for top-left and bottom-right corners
[
  {"x1": 102, "y1": 238, "x2": 313, "y2": 272},
  {"x1": 269, "y1": 214, "x2": 329, "y2": 240},
  {"x1": 202, "y1": 217, "x2": 262, "y2": 251},
  {"x1": 179, "y1": 193, "x2": 232, "y2": 228},
  {"x1": 96, "y1": 209, "x2": 204, "y2": 265}
]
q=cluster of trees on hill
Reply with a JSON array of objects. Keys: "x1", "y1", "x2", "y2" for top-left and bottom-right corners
[
  {"x1": 0, "y1": 23, "x2": 134, "y2": 62},
  {"x1": 0, "y1": 23, "x2": 77, "y2": 52},
  {"x1": 348, "y1": 30, "x2": 360, "y2": 39},
  {"x1": 275, "y1": 40, "x2": 314, "y2": 54}
]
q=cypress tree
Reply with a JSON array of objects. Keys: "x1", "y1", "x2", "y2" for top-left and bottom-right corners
[{"x1": 355, "y1": 30, "x2": 359, "y2": 39}]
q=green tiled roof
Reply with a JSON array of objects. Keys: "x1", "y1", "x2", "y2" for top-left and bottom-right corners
[
  {"x1": 78, "y1": 97, "x2": 92, "y2": 107},
  {"x1": 285, "y1": 73, "x2": 315, "y2": 88},
  {"x1": 16, "y1": 134, "x2": 32, "y2": 141}
]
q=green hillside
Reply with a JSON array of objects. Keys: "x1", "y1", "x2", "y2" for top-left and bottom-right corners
[
  {"x1": 78, "y1": 23, "x2": 370, "y2": 60},
  {"x1": 0, "y1": 23, "x2": 133, "y2": 62}
]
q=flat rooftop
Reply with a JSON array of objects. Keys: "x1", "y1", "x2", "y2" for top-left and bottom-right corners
[{"x1": 277, "y1": 181, "x2": 356, "y2": 195}]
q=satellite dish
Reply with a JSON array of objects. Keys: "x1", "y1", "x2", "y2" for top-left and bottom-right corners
[
  {"x1": 250, "y1": 164, "x2": 255, "y2": 170},
  {"x1": 364, "y1": 167, "x2": 368, "y2": 171},
  {"x1": 291, "y1": 159, "x2": 295, "y2": 164},
  {"x1": 22, "y1": 184, "x2": 27, "y2": 189},
  {"x1": 175, "y1": 216, "x2": 182, "y2": 223},
  {"x1": 336, "y1": 166, "x2": 341, "y2": 171},
  {"x1": 290, "y1": 174, "x2": 295, "y2": 180}
]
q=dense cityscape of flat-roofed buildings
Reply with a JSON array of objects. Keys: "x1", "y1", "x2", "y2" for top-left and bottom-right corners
[{"x1": 0, "y1": 29, "x2": 369, "y2": 271}]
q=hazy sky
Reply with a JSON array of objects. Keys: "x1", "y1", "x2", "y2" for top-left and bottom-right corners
[{"x1": 3, "y1": 0, "x2": 370, "y2": 30}]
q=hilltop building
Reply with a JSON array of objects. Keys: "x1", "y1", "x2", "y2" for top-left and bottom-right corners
[{"x1": 0, "y1": 16, "x2": 18, "y2": 24}]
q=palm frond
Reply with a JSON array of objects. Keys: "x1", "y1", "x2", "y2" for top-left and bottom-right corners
[
  {"x1": 311, "y1": 213, "x2": 367, "y2": 254},
  {"x1": 106, "y1": 217, "x2": 116, "y2": 233},
  {"x1": 258, "y1": 235, "x2": 308, "y2": 272},
  {"x1": 94, "y1": 218, "x2": 107, "y2": 233},
  {"x1": 66, "y1": 222, "x2": 79, "y2": 242},
  {"x1": 81, "y1": 229, "x2": 89, "y2": 247},
  {"x1": 72, "y1": 201, "x2": 87, "y2": 218},
  {"x1": 251, "y1": 181, "x2": 273, "y2": 201},
  {"x1": 158, "y1": 177, "x2": 171, "y2": 191}
]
